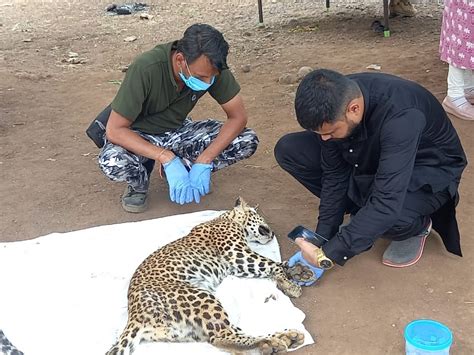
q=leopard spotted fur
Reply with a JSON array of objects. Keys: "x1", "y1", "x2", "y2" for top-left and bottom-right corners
[{"x1": 106, "y1": 197, "x2": 304, "y2": 355}]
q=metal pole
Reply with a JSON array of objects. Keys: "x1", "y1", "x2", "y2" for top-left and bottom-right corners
[
  {"x1": 383, "y1": 0, "x2": 390, "y2": 37},
  {"x1": 258, "y1": 0, "x2": 264, "y2": 24},
  {"x1": 326, "y1": 0, "x2": 330, "y2": 11}
]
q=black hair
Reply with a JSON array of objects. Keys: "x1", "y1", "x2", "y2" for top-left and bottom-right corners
[
  {"x1": 294, "y1": 69, "x2": 361, "y2": 130},
  {"x1": 176, "y1": 24, "x2": 229, "y2": 72}
]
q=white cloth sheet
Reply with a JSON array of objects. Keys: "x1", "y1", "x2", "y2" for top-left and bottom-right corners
[{"x1": 0, "y1": 210, "x2": 314, "y2": 355}]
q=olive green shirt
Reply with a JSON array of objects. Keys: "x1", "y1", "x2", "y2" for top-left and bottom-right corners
[{"x1": 111, "y1": 41, "x2": 241, "y2": 134}]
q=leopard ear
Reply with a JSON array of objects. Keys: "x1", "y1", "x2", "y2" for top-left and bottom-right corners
[
  {"x1": 254, "y1": 204, "x2": 260, "y2": 211},
  {"x1": 234, "y1": 196, "x2": 248, "y2": 209}
]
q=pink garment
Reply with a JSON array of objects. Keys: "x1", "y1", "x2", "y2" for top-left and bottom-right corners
[{"x1": 439, "y1": 0, "x2": 474, "y2": 70}]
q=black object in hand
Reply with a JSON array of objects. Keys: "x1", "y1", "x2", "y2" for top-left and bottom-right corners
[{"x1": 287, "y1": 225, "x2": 328, "y2": 247}]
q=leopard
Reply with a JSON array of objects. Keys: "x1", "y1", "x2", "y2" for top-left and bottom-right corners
[
  {"x1": 106, "y1": 197, "x2": 304, "y2": 355},
  {"x1": 0, "y1": 330, "x2": 23, "y2": 355}
]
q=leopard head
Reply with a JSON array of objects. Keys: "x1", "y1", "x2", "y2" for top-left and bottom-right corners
[{"x1": 231, "y1": 196, "x2": 275, "y2": 244}]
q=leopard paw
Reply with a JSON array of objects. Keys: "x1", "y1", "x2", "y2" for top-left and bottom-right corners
[
  {"x1": 273, "y1": 329, "x2": 305, "y2": 349},
  {"x1": 277, "y1": 277, "x2": 302, "y2": 298},
  {"x1": 258, "y1": 330, "x2": 305, "y2": 354},
  {"x1": 258, "y1": 337, "x2": 287, "y2": 354}
]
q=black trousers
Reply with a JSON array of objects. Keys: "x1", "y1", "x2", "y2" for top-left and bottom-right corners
[{"x1": 274, "y1": 131, "x2": 451, "y2": 241}]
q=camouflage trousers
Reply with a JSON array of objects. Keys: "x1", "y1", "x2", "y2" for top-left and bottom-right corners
[{"x1": 98, "y1": 118, "x2": 259, "y2": 192}]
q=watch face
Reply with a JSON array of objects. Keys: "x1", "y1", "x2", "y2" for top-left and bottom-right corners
[{"x1": 320, "y1": 259, "x2": 333, "y2": 269}]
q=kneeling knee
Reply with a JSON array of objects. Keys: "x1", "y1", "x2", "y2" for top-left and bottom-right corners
[{"x1": 274, "y1": 135, "x2": 293, "y2": 167}]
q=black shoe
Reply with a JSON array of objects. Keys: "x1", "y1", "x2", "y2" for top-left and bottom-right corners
[{"x1": 121, "y1": 186, "x2": 148, "y2": 213}]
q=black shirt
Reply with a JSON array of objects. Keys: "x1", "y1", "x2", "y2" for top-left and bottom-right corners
[{"x1": 317, "y1": 73, "x2": 467, "y2": 265}]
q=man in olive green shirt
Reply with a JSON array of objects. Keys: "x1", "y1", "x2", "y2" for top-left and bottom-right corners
[{"x1": 94, "y1": 24, "x2": 259, "y2": 212}]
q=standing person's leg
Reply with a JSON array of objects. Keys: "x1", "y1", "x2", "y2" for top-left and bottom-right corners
[
  {"x1": 274, "y1": 131, "x2": 323, "y2": 197},
  {"x1": 447, "y1": 65, "x2": 466, "y2": 98},
  {"x1": 149, "y1": 118, "x2": 259, "y2": 173},
  {"x1": 442, "y1": 65, "x2": 474, "y2": 120},
  {"x1": 464, "y1": 69, "x2": 474, "y2": 104},
  {"x1": 382, "y1": 188, "x2": 452, "y2": 267}
]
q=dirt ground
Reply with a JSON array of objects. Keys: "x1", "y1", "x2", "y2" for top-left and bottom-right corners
[{"x1": 1, "y1": 0, "x2": 473, "y2": 353}]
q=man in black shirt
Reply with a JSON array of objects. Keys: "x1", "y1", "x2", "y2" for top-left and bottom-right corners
[{"x1": 275, "y1": 69, "x2": 467, "y2": 275}]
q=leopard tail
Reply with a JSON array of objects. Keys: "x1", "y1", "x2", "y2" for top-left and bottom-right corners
[{"x1": 105, "y1": 320, "x2": 143, "y2": 355}]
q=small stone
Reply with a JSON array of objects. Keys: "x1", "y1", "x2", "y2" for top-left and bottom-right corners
[
  {"x1": 67, "y1": 58, "x2": 83, "y2": 64},
  {"x1": 366, "y1": 64, "x2": 381, "y2": 71},
  {"x1": 241, "y1": 64, "x2": 251, "y2": 73},
  {"x1": 14, "y1": 72, "x2": 50, "y2": 81},
  {"x1": 119, "y1": 65, "x2": 129, "y2": 72},
  {"x1": 68, "y1": 51, "x2": 79, "y2": 58},
  {"x1": 243, "y1": 31, "x2": 252, "y2": 37},
  {"x1": 139, "y1": 13, "x2": 153, "y2": 20},
  {"x1": 288, "y1": 19, "x2": 299, "y2": 27},
  {"x1": 297, "y1": 66, "x2": 313, "y2": 80},
  {"x1": 22, "y1": 38, "x2": 32, "y2": 42},
  {"x1": 278, "y1": 73, "x2": 298, "y2": 85},
  {"x1": 124, "y1": 36, "x2": 137, "y2": 42},
  {"x1": 106, "y1": 4, "x2": 117, "y2": 12}
]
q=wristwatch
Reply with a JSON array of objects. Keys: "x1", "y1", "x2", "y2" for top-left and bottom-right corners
[{"x1": 314, "y1": 247, "x2": 334, "y2": 269}]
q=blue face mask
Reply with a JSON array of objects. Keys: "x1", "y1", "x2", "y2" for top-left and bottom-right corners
[{"x1": 179, "y1": 60, "x2": 215, "y2": 91}]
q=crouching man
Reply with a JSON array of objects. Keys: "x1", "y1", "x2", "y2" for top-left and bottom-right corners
[
  {"x1": 89, "y1": 24, "x2": 259, "y2": 212},
  {"x1": 275, "y1": 69, "x2": 466, "y2": 282}
]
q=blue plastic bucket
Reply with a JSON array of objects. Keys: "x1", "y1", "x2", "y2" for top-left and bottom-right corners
[{"x1": 405, "y1": 319, "x2": 453, "y2": 354}]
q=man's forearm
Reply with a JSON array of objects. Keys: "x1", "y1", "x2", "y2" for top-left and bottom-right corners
[
  {"x1": 106, "y1": 127, "x2": 174, "y2": 164},
  {"x1": 105, "y1": 110, "x2": 175, "y2": 164},
  {"x1": 316, "y1": 182, "x2": 350, "y2": 238},
  {"x1": 196, "y1": 115, "x2": 247, "y2": 164}
]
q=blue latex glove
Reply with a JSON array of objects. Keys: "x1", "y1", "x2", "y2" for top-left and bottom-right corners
[
  {"x1": 288, "y1": 251, "x2": 325, "y2": 286},
  {"x1": 163, "y1": 157, "x2": 194, "y2": 205},
  {"x1": 189, "y1": 163, "x2": 212, "y2": 203}
]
